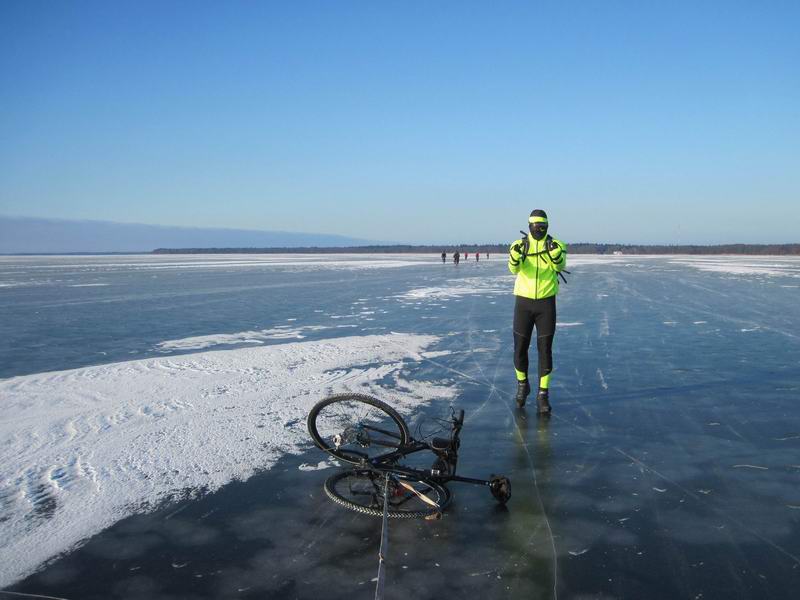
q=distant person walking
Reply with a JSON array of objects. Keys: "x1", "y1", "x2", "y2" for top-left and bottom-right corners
[
  {"x1": 508, "y1": 209, "x2": 567, "y2": 414},
  {"x1": 475, "y1": 252, "x2": 479, "y2": 262},
  {"x1": 441, "y1": 251, "x2": 447, "y2": 263},
  {"x1": 453, "y1": 251, "x2": 460, "y2": 265}
]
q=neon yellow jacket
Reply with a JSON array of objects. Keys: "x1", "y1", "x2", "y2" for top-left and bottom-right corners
[{"x1": 508, "y1": 234, "x2": 567, "y2": 299}]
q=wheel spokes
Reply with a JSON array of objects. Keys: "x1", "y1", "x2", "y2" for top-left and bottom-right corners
[{"x1": 315, "y1": 400, "x2": 405, "y2": 459}]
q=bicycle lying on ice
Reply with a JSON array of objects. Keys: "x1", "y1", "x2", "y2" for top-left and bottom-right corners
[{"x1": 306, "y1": 393, "x2": 511, "y2": 520}]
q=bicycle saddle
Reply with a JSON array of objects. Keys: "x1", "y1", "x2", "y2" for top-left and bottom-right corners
[{"x1": 431, "y1": 437, "x2": 453, "y2": 451}]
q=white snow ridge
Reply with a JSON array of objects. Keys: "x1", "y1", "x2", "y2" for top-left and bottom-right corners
[{"x1": 0, "y1": 333, "x2": 452, "y2": 587}]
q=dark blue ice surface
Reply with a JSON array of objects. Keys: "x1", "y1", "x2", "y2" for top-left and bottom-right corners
[{"x1": 2, "y1": 253, "x2": 800, "y2": 599}]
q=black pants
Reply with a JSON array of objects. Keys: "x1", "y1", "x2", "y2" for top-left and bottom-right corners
[{"x1": 513, "y1": 295, "x2": 556, "y2": 382}]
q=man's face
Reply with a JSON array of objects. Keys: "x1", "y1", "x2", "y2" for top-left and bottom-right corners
[{"x1": 530, "y1": 222, "x2": 548, "y2": 240}]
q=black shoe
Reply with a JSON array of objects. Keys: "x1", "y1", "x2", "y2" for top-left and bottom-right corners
[
  {"x1": 536, "y1": 388, "x2": 551, "y2": 415},
  {"x1": 515, "y1": 379, "x2": 531, "y2": 407}
]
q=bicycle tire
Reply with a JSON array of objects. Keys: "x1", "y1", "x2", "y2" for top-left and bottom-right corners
[
  {"x1": 324, "y1": 469, "x2": 451, "y2": 519},
  {"x1": 307, "y1": 393, "x2": 411, "y2": 465}
]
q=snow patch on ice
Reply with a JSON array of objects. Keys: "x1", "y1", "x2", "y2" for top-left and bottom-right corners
[
  {"x1": 397, "y1": 286, "x2": 505, "y2": 301},
  {"x1": 0, "y1": 333, "x2": 452, "y2": 587},
  {"x1": 298, "y1": 460, "x2": 337, "y2": 471},
  {"x1": 1, "y1": 254, "x2": 433, "y2": 272},
  {"x1": 156, "y1": 325, "x2": 336, "y2": 350},
  {"x1": 567, "y1": 256, "x2": 628, "y2": 265},
  {"x1": 0, "y1": 281, "x2": 52, "y2": 288},
  {"x1": 600, "y1": 314, "x2": 610, "y2": 337},
  {"x1": 420, "y1": 350, "x2": 453, "y2": 359},
  {"x1": 396, "y1": 276, "x2": 510, "y2": 302},
  {"x1": 596, "y1": 368, "x2": 608, "y2": 390},
  {"x1": 670, "y1": 256, "x2": 800, "y2": 278}
]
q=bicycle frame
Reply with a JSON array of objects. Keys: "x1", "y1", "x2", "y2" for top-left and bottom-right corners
[{"x1": 350, "y1": 409, "x2": 496, "y2": 489}]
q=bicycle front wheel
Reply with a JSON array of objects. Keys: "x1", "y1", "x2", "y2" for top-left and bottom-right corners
[
  {"x1": 324, "y1": 469, "x2": 450, "y2": 519},
  {"x1": 307, "y1": 393, "x2": 411, "y2": 464}
]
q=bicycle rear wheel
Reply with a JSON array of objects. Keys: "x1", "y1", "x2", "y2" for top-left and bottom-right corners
[
  {"x1": 307, "y1": 393, "x2": 411, "y2": 464},
  {"x1": 324, "y1": 469, "x2": 450, "y2": 519}
]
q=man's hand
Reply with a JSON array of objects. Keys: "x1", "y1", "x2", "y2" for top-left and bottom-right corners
[
  {"x1": 509, "y1": 238, "x2": 527, "y2": 264},
  {"x1": 547, "y1": 237, "x2": 559, "y2": 251}
]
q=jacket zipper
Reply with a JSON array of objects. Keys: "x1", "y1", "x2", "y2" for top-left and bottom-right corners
[{"x1": 534, "y1": 236, "x2": 539, "y2": 299}]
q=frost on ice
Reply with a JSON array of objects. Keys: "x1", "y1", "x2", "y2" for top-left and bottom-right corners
[{"x1": 0, "y1": 333, "x2": 454, "y2": 587}]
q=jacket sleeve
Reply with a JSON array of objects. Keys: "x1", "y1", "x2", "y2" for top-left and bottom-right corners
[
  {"x1": 508, "y1": 241, "x2": 522, "y2": 274},
  {"x1": 548, "y1": 238, "x2": 567, "y2": 272}
]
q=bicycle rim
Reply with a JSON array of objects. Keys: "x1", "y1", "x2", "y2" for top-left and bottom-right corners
[
  {"x1": 307, "y1": 393, "x2": 410, "y2": 464},
  {"x1": 324, "y1": 469, "x2": 450, "y2": 519}
]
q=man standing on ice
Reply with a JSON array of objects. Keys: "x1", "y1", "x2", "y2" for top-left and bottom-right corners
[{"x1": 508, "y1": 209, "x2": 567, "y2": 414}]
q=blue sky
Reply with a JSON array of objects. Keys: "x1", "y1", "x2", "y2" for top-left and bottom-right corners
[{"x1": 1, "y1": 1, "x2": 798, "y2": 245}]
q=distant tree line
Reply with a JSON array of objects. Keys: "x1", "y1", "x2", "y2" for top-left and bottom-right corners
[
  {"x1": 153, "y1": 243, "x2": 800, "y2": 255},
  {"x1": 567, "y1": 243, "x2": 800, "y2": 255}
]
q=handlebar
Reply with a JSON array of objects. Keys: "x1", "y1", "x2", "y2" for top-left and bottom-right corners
[{"x1": 452, "y1": 409, "x2": 465, "y2": 440}]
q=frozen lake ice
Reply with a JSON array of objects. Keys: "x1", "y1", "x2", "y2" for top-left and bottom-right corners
[{"x1": 2, "y1": 253, "x2": 800, "y2": 598}]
